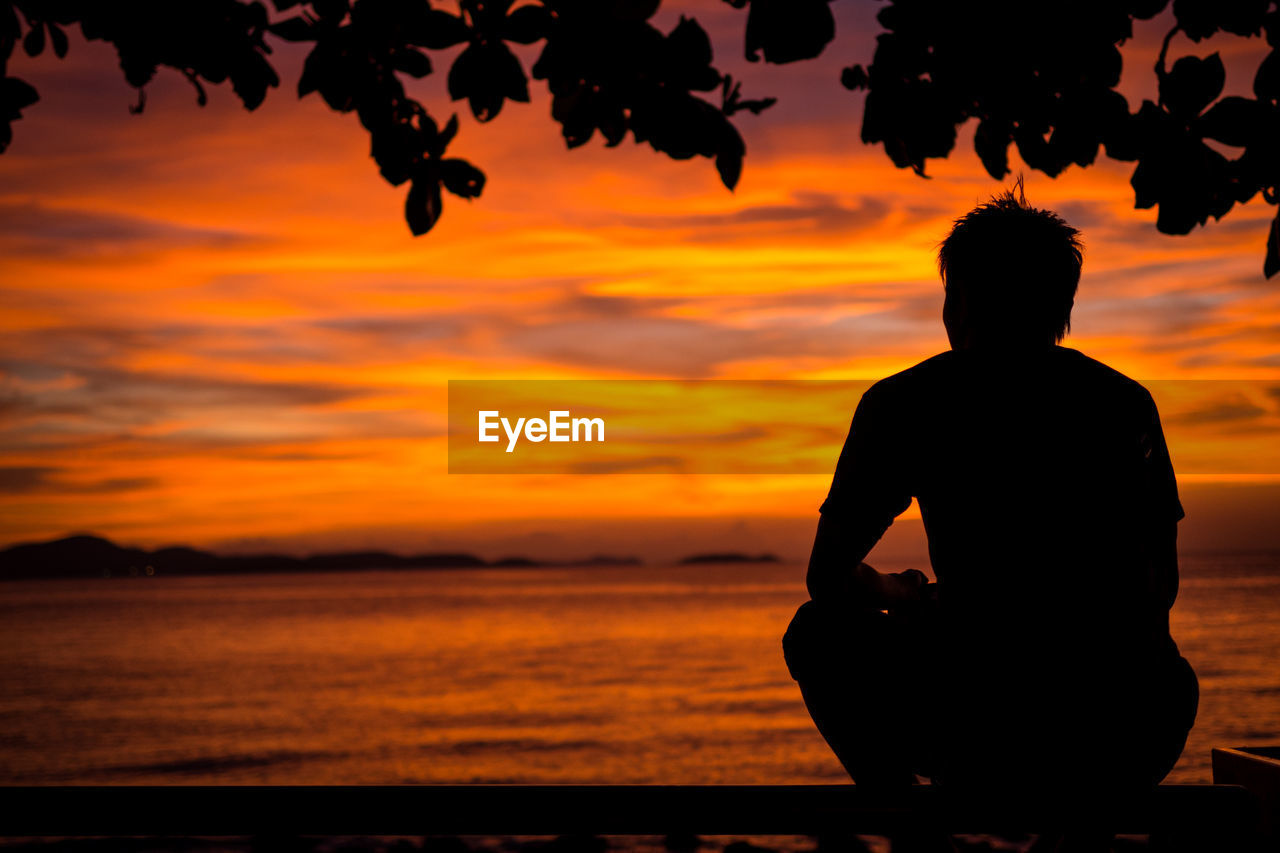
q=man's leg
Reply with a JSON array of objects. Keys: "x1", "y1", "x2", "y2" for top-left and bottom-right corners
[
  {"x1": 782, "y1": 598, "x2": 934, "y2": 787},
  {"x1": 1143, "y1": 653, "x2": 1199, "y2": 785}
]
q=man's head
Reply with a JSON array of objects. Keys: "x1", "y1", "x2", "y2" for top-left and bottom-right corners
[{"x1": 938, "y1": 180, "x2": 1083, "y2": 351}]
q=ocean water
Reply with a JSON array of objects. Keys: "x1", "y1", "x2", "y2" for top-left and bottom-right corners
[{"x1": 0, "y1": 554, "x2": 1277, "y2": 786}]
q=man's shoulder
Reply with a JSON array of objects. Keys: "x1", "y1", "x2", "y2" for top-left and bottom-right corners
[
  {"x1": 850, "y1": 353, "x2": 956, "y2": 426},
  {"x1": 1053, "y1": 347, "x2": 1155, "y2": 404},
  {"x1": 866, "y1": 351, "x2": 956, "y2": 397}
]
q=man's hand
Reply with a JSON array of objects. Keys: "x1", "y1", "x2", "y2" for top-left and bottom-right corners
[
  {"x1": 879, "y1": 567, "x2": 930, "y2": 609},
  {"x1": 807, "y1": 514, "x2": 934, "y2": 611},
  {"x1": 833, "y1": 562, "x2": 933, "y2": 612}
]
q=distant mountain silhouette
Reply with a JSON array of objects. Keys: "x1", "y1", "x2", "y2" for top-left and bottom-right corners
[
  {"x1": 678, "y1": 552, "x2": 780, "y2": 565},
  {"x1": 491, "y1": 554, "x2": 642, "y2": 568},
  {"x1": 490, "y1": 556, "x2": 543, "y2": 568},
  {"x1": 0, "y1": 534, "x2": 641, "y2": 581}
]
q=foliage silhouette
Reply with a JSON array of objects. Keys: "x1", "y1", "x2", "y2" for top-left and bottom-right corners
[
  {"x1": 1, "y1": 0, "x2": 1276, "y2": 275},
  {"x1": 842, "y1": 0, "x2": 1280, "y2": 277}
]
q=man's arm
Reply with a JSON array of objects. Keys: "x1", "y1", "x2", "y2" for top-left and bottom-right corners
[
  {"x1": 811, "y1": 383, "x2": 924, "y2": 608},
  {"x1": 1139, "y1": 388, "x2": 1183, "y2": 613},
  {"x1": 806, "y1": 512, "x2": 928, "y2": 609},
  {"x1": 1153, "y1": 519, "x2": 1180, "y2": 611}
]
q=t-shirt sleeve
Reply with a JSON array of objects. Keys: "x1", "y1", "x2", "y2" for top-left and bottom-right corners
[
  {"x1": 819, "y1": 383, "x2": 914, "y2": 529},
  {"x1": 1138, "y1": 389, "x2": 1185, "y2": 523}
]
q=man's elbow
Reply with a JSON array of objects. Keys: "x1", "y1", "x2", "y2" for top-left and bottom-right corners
[{"x1": 805, "y1": 566, "x2": 833, "y2": 602}]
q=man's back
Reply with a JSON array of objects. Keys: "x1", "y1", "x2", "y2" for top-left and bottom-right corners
[{"x1": 821, "y1": 345, "x2": 1191, "y2": 785}]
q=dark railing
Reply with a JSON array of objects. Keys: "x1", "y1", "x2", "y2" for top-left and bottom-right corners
[{"x1": 0, "y1": 783, "x2": 1260, "y2": 841}]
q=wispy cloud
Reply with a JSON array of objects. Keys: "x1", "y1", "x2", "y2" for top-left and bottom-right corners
[
  {"x1": 0, "y1": 465, "x2": 157, "y2": 495},
  {"x1": 0, "y1": 202, "x2": 259, "y2": 258}
]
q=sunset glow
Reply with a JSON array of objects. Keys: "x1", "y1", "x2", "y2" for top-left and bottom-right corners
[{"x1": 4, "y1": 6, "x2": 1279, "y2": 560}]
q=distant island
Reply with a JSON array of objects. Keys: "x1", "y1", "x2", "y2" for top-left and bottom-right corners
[
  {"x1": 678, "y1": 552, "x2": 780, "y2": 565},
  {"x1": 0, "y1": 535, "x2": 643, "y2": 581}
]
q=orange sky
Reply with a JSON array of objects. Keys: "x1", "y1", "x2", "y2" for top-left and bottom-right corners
[{"x1": 2, "y1": 4, "x2": 1280, "y2": 561}]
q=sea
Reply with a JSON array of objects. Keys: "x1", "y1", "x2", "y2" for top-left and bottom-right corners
[{"x1": 1, "y1": 554, "x2": 1277, "y2": 788}]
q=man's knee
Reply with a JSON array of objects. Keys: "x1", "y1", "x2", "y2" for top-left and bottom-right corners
[
  {"x1": 783, "y1": 599, "x2": 923, "y2": 685},
  {"x1": 782, "y1": 599, "x2": 850, "y2": 682}
]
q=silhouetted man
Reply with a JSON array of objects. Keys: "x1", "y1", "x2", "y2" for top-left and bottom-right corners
[{"x1": 783, "y1": 187, "x2": 1198, "y2": 800}]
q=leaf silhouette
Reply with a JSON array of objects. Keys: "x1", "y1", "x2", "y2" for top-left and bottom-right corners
[
  {"x1": 1197, "y1": 96, "x2": 1262, "y2": 147},
  {"x1": 1267, "y1": 213, "x2": 1280, "y2": 278},
  {"x1": 22, "y1": 22, "x2": 44, "y2": 57},
  {"x1": 0, "y1": 0, "x2": 1275, "y2": 270},
  {"x1": 48, "y1": 22, "x2": 68, "y2": 58},
  {"x1": 440, "y1": 158, "x2": 486, "y2": 198},
  {"x1": 743, "y1": 0, "x2": 834, "y2": 64},
  {"x1": 0, "y1": 75, "x2": 39, "y2": 153},
  {"x1": 406, "y1": 9, "x2": 470, "y2": 49},
  {"x1": 1161, "y1": 53, "x2": 1225, "y2": 118},
  {"x1": 405, "y1": 173, "x2": 444, "y2": 236},
  {"x1": 448, "y1": 40, "x2": 529, "y2": 121},
  {"x1": 974, "y1": 118, "x2": 1012, "y2": 179}
]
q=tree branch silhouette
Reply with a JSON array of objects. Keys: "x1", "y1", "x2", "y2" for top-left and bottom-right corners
[{"x1": 2, "y1": 0, "x2": 1277, "y2": 276}]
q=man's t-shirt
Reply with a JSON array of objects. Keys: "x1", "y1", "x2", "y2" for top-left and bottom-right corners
[{"x1": 819, "y1": 346, "x2": 1187, "y2": 777}]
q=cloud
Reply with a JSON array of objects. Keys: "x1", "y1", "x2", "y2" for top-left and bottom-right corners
[
  {"x1": 1074, "y1": 288, "x2": 1227, "y2": 342},
  {"x1": 611, "y1": 193, "x2": 892, "y2": 240},
  {"x1": 0, "y1": 202, "x2": 259, "y2": 258},
  {"x1": 1168, "y1": 396, "x2": 1268, "y2": 427},
  {"x1": 0, "y1": 465, "x2": 157, "y2": 495},
  {"x1": 1054, "y1": 197, "x2": 1275, "y2": 251},
  {"x1": 568, "y1": 455, "x2": 687, "y2": 474},
  {"x1": 494, "y1": 303, "x2": 943, "y2": 376},
  {"x1": 0, "y1": 466, "x2": 53, "y2": 492},
  {"x1": 1, "y1": 352, "x2": 371, "y2": 440},
  {"x1": 502, "y1": 316, "x2": 761, "y2": 377}
]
